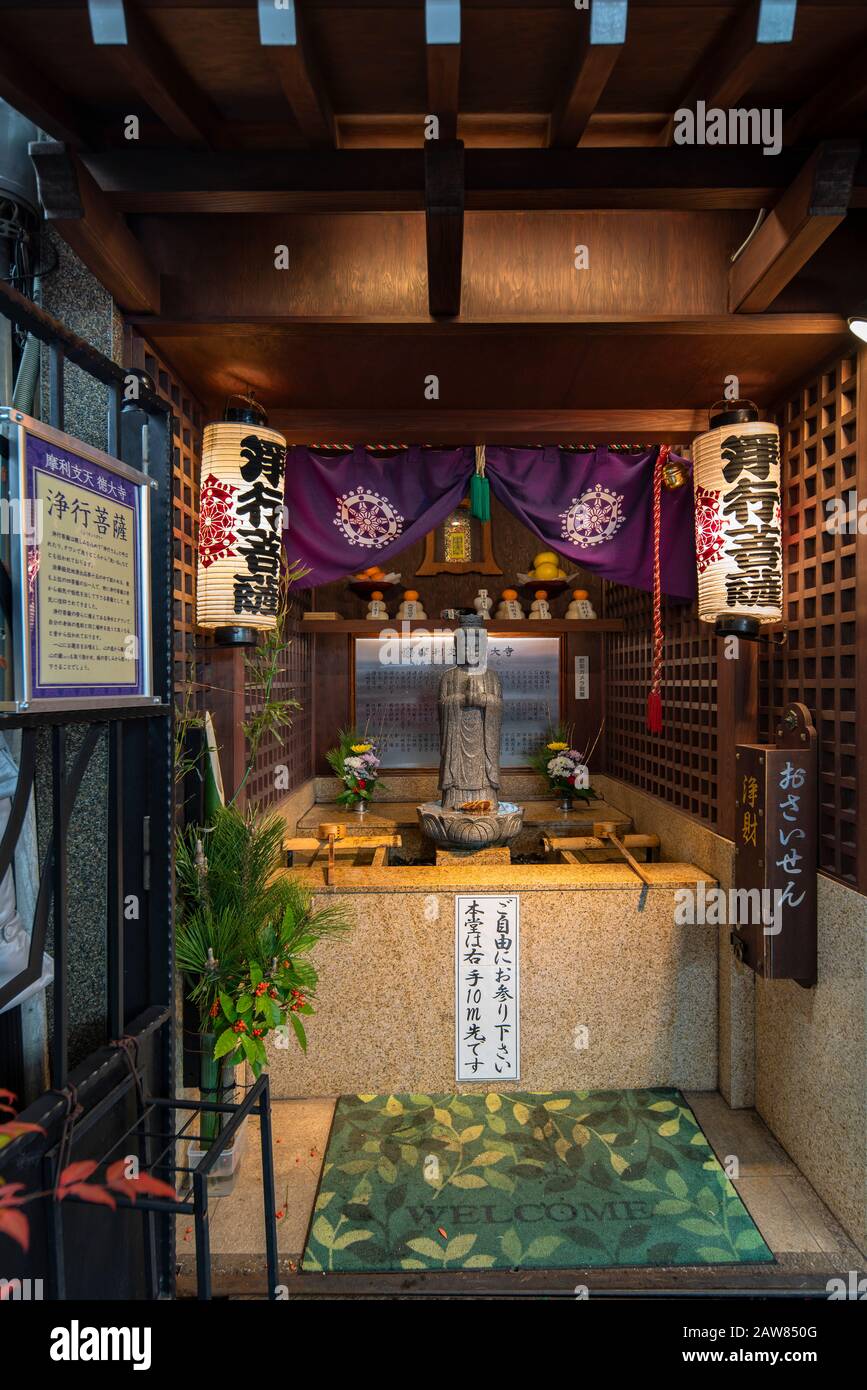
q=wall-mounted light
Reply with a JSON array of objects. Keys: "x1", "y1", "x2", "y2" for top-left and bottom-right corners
[
  {"x1": 195, "y1": 395, "x2": 287, "y2": 647},
  {"x1": 692, "y1": 400, "x2": 783, "y2": 640},
  {"x1": 847, "y1": 315, "x2": 867, "y2": 343}
]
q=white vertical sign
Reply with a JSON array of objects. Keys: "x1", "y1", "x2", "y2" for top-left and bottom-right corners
[
  {"x1": 455, "y1": 895, "x2": 520, "y2": 1082},
  {"x1": 574, "y1": 654, "x2": 590, "y2": 700}
]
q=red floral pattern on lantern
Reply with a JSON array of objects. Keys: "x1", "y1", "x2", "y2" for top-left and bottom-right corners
[
  {"x1": 694, "y1": 484, "x2": 725, "y2": 575},
  {"x1": 198, "y1": 472, "x2": 238, "y2": 569}
]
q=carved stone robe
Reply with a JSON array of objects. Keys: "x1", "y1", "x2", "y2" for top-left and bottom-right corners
[{"x1": 438, "y1": 665, "x2": 502, "y2": 809}]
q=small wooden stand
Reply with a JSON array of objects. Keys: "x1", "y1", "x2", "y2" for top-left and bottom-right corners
[
  {"x1": 285, "y1": 828, "x2": 402, "y2": 880},
  {"x1": 543, "y1": 832, "x2": 660, "y2": 873}
]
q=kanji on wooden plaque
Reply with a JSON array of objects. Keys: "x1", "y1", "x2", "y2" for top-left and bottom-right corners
[{"x1": 733, "y1": 703, "x2": 817, "y2": 987}]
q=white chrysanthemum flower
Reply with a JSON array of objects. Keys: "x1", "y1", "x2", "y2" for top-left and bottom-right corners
[{"x1": 547, "y1": 755, "x2": 574, "y2": 779}]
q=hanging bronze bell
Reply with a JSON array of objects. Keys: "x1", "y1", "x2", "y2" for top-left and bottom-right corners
[{"x1": 661, "y1": 454, "x2": 689, "y2": 490}]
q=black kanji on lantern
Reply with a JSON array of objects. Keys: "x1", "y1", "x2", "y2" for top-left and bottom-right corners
[
  {"x1": 235, "y1": 479, "x2": 283, "y2": 530},
  {"x1": 233, "y1": 571, "x2": 280, "y2": 615},
  {"x1": 239, "y1": 433, "x2": 286, "y2": 488},
  {"x1": 231, "y1": 431, "x2": 287, "y2": 618}
]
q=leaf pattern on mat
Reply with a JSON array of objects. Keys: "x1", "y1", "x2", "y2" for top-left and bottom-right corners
[{"x1": 302, "y1": 1089, "x2": 774, "y2": 1273}]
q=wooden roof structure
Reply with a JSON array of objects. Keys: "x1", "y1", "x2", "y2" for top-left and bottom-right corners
[{"x1": 5, "y1": 0, "x2": 867, "y2": 437}]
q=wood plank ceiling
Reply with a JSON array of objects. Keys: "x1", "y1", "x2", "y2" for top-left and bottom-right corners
[{"x1": 4, "y1": 0, "x2": 867, "y2": 437}]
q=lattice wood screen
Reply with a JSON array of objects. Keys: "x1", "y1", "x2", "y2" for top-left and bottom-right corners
[
  {"x1": 760, "y1": 350, "x2": 863, "y2": 888},
  {"x1": 124, "y1": 329, "x2": 205, "y2": 698},
  {"x1": 244, "y1": 596, "x2": 314, "y2": 811},
  {"x1": 125, "y1": 331, "x2": 314, "y2": 807},
  {"x1": 603, "y1": 587, "x2": 719, "y2": 826}
]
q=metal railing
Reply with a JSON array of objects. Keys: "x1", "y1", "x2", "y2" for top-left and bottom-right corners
[{"x1": 0, "y1": 279, "x2": 176, "y2": 1298}]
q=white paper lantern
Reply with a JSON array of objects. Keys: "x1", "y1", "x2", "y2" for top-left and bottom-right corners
[
  {"x1": 196, "y1": 419, "x2": 287, "y2": 639},
  {"x1": 692, "y1": 415, "x2": 782, "y2": 638}
]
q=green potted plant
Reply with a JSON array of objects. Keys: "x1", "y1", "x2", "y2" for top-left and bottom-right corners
[{"x1": 176, "y1": 804, "x2": 351, "y2": 1191}]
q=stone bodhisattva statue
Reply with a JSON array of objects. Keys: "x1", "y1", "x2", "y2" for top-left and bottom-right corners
[
  {"x1": 438, "y1": 621, "x2": 502, "y2": 810},
  {"x1": 417, "y1": 613, "x2": 523, "y2": 849}
]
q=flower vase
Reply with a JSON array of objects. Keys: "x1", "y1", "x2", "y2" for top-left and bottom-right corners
[
  {"x1": 353, "y1": 799, "x2": 366, "y2": 816},
  {"x1": 198, "y1": 1039, "x2": 222, "y2": 1145},
  {"x1": 559, "y1": 794, "x2": 572, "y2": 812}
]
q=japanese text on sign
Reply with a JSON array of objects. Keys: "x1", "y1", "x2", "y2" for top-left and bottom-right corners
[
  {"x1": 356, "y1": 635, "x2": 559, "y2": 767},
  {"x1": 455, "y1": 895, "x2": 520, "y2": 1082},
  {"x1": 775, "y1": 759, "x2": 807, "y2": 911},
  {"x1": 29, "y1": 437, "x2": 144, "y2": 698}
]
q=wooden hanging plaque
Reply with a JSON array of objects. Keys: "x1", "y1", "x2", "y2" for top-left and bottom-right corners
[{"x1": 732, "y1": 702, "x2": 817, "y2": 987}]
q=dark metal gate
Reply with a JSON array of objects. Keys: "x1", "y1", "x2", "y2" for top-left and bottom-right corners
[{"x1": 0, "y1": 280, "x2": 175, "y2": 1299}]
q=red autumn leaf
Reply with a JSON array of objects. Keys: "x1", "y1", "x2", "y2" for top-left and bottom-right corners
[
  {"x1": 58, "y1": 1160, "x2": 99, "y2": 1189},
  {"x1": 61, "y1": 1182, "x2": 116, "y2": 1209},
  {"x1": 0, "y1": 1207, "x2": 29, "y2": 1252},
  {"x1": 0, "y1": 1120, "x2": 46, "y2": 1139},
  {"x1": 0, "y1": 1183, "x2": 27, "y2": 1206},
  {"x1": 0, "y1": 1089, "x2": 17, "y2": 1105},
  {"x1": 0, "y1": 1101, "x2": 16, "y2": 1117}
]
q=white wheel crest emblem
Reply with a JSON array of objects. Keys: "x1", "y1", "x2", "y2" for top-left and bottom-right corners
[
  {"x1": 333, "y1": 486, "x2": 405, "y2": 549},
  {"x1": 559, "y1": 484, "x2": 626, "y2": 548}
]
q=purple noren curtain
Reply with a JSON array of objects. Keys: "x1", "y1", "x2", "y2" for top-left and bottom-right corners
[
  {"x1": 485, "y1": 446, "x2": 695, "y2": 601},
  {"x1": 283, "y1": 445, "x2": 474, "y2": 587},
  {"x1": 283, "y1": 445, "x2": 695, "y2": 601}
]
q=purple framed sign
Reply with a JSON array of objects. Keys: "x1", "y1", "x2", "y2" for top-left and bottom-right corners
[{"x1": 0, "y1": 411, "x2": 154, "y2": 712}]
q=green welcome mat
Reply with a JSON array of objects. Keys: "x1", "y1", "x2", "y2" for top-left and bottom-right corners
[{"x1": 302, "y1": 1089, "x2": 774, "y2": 1273}]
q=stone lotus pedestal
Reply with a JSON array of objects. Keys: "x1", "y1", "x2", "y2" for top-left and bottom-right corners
[{"x1": 416, "y1": 800, "x2": 523, "y2": 852}]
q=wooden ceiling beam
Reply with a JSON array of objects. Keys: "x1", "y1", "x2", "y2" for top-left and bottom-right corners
[
  {"x1": 658, "y1": 0, "x2": 799, "y2": 146},
  {"x1": 29, "y1": 140, "x2": 160, "y2": 314},
  {"x1": 729, "y1": 140, "x2": 859, "y2": 312},
  {"x1": 258, "y1": 0, "x2": 335, "y2": 147},
  {"x1": 84, "y1": 146, "x2": 858, "y2": 213},
  {"x1": 86, "y1": 0, "x2": 219, "y2": 146},
  {"x1": 548, "y1": 0, "x2": 628, "y2": 149},
  {"x1": 132, "y1": 315, "x2": 848, "y2": 339},
  {"x1": 425, "y1": 140, "x2": 465, "y2": 318},
  {"x1": 266, "y1": 408, "x2": 705, "y2": 445},
  {"x1": 426, "y1": 0, "x2": 461, "y2": 143}
]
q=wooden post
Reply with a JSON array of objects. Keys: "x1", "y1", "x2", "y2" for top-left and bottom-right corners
[
  {"x1": 201, "y1": 646, "x2": 248, "y2": 808},
  {"x1": 563, "y1": 630, "x2": 605, "y2": 774},
  {"x1": 716, "y1": 634, "x2": 759, "y2": 841},
  {"x1": 313, "y1": 633, "x2": 352, "y2": 775}
]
